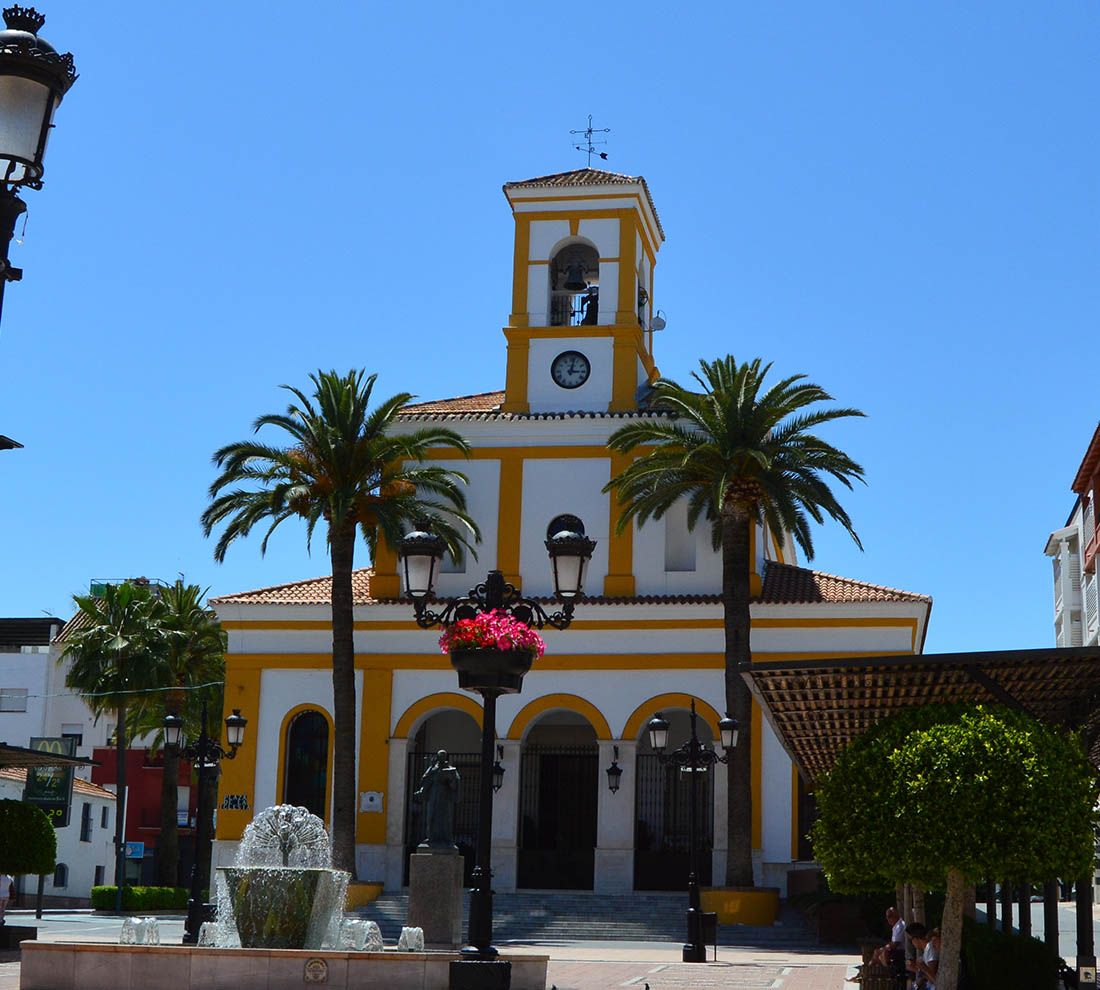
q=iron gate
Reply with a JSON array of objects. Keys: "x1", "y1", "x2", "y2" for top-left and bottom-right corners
[
  {"x1": 517, "y1": 744, "x2": 599, "y2": 889},
  {"x1": 403, "y1": 750, "x2": 481, "y2": 885},
  {"x1": 634, "y1": 753, "x2": 714, "y2": 890}
]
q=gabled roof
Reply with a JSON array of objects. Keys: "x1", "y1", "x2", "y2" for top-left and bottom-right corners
[
  {"x1": 0, "y1": 766, "x2": 114, "y2": 799},
  {"x1": 503, "y1": 167, "x2": 665, "y2": 239},
  {"x1": 760, "y1": 561, "x2": 931, "y2": 605},
  {"x1": 210, "y1": 562, "x2": 929, "y2": 609}
]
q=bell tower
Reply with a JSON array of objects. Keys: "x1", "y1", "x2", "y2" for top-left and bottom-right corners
[{"x1": 500, "y1": 169, "x2": 665, "y2": 414}]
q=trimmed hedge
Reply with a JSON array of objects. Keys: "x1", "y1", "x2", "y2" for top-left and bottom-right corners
[
  {"x1": 962, "y1": 916, "x2": 1059, "y2": 990},
  {"x1": 91, "y1": 886, "x2": 189, "y2": 911},
  {"x1": 0, "y1": 800, "x2": 56, "y2": 875}
]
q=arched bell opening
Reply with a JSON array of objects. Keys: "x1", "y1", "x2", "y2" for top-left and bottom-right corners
[
  {"x1": 517, "y1": 711, "x2": 599, "y2": 889},
  {"x1": 403, "y1": 709, "x2": 482, "y2": 885},
  {"x1": 634, "y1": 708, "x2": 715, "y2": 890},
  {"x1": 549, "y1": 240, "x2": 600, "y2": 327}
]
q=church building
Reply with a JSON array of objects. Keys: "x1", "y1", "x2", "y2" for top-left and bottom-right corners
[{"x1": 210, "y1": 168, "x2": 932, "y2": 896}]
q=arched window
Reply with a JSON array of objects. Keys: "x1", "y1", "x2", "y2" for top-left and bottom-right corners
[
  {"x1": 53, "y1": 863, "x2": 68, "y2": 888},
  {"x1": 549, "y1": 242, "x2": 599, "y2": 327},
  {"x1": 283, "y1": 710, "x2": 329, "y2": 820}
]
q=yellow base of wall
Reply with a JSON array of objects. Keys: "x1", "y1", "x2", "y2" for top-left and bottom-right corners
[
  {"x1": 700, "y1": 887, "x2": 780, "y2": 926},
  {"x1": 344, "y1": 882, "x2": 384, "y2": 909}
]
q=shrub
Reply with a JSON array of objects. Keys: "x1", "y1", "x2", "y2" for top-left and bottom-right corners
[
  {"x1": 961, "y1": 916, "x2": 1059, "y2": 990},
  {"x1": 0, "y1": 800, "x2": 56, "y2": 875},
  {"x1": 90, "y1": 885, "x2": 189, "y2": 911}
]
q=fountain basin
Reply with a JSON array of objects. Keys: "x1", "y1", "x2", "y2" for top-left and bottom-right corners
[
  {"x1": 18, "y1": 942, "x2": 550, "y2": 990},
  {"x1": 220, "y1": 866, "x2": 350, "y2": 949}
]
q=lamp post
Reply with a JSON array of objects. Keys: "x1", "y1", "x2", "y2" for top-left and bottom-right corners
[
  {"x1": 398, "y1": 521, "x2": 595, "y2": 990},
  {"x1": 0, "y1": 5, "x2": 77, "y2": 450},
  {"x1": 647, "y1": 700, "x2": 738, "y2": 963},
  {"x1": 164, "y1": 702, "x2": 247, "y2": 946}
]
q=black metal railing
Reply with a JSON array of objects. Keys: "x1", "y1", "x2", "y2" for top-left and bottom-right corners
[{"x1": 634, "y1": 753, "x2": 713, "y2": 890}]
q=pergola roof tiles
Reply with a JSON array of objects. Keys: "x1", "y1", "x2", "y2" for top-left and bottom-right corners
[{"x1": 743, "y1": 646, "x2": 1100, "y2": 787}]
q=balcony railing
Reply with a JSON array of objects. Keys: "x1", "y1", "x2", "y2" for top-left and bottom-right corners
[
  {"x1": 1086, "y1": 530, "x2": 1100, "y2": 575},
  {"x1": 550, "y1": 289, "x2": 598, "y2": 327}
]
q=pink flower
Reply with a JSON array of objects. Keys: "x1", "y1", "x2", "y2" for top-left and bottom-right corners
[{"x1": 439, "y1": 609, "x2": 545, "y2": 659}]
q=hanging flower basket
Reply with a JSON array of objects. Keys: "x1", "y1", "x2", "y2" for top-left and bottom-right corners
[{"x1": 440, "y1": 610, "x2": 544, "y2": 694}]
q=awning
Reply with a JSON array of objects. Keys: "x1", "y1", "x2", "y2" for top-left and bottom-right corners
[
  {"x1": 0, "y1": 742, "x2": 98, "y2": 769},
  {"x1": 741, "y1": 646, "x2": 1100, "y2": 787}
]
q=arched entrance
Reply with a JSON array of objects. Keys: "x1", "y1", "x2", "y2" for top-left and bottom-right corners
[
  {"x1": 403, "y1": 709, "x2": 482, "y2": 884},
  {"x1": 282, "y1": 709, "x2": 330, "y2": 821},
  {"x1": 517, "y1": 712, "x2": 599, "y2": 889},
  {"x1": 634, "y1": 709, "x2": 715, "y2": 890}
]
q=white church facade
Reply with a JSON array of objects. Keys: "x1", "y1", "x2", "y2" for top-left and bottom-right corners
[{"x1": 210, "y1": 168, "x2": 932, "y2": 896}]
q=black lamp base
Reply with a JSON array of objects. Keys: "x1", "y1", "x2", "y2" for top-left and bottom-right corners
[{"x1": 449, "y1": 958, "x2": 511, "y2": 990}]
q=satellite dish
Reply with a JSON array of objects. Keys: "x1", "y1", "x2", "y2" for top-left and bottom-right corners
[{"x1": 651, "y1": 311, "x2": 667, "y2": 332}]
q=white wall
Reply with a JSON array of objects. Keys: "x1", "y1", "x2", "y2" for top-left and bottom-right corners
[
  {"x1": 423, "y1": 458, "x2": 501, "y2": 600},
  {"x1": 0, "y1": 651, "x2": 48, "y2": 745}
]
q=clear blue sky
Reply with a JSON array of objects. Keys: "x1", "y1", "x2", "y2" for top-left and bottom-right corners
[{"x1": 2, "y1": 2, "x2": 1096, "y2": 654}]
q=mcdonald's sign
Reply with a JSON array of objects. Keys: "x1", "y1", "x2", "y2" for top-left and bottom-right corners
[{"x1": 22, "y1": 736, "x2": 77, "y2": 828}]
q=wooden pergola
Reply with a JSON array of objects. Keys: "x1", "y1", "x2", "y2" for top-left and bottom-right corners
[{"x1": 742, "y1": 645, "x2": 1100, "y2": 986}]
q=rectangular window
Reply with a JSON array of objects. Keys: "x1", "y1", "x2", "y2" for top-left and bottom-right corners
[
  {"x1": 663, "y1": 500, "x2": 696, "y2": 572},
  {"x1": 101, "y1": 806, "x2": 109, "y2": 829},
  {"x1": 80, "y1": 802, "x2": 93, "y2": 842},
  {"x1": 61, "y1": 724, "x2": 84, "y2": 747},
  {"x1": 52, "y1": 863, "x2": 67, "y2": 888},
  {"x1": 94, "y1": 865, "x2": 105, "y2": 887},
  {"x1": 0, "y1": 688, "x2": 28, "y2": 712}
]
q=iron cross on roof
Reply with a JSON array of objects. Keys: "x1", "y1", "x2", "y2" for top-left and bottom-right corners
[{"x1": 571, "y1": 115, "x2": 610, "y2": 166}]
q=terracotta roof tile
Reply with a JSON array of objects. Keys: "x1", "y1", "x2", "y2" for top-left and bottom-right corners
[
  {"x1": 210, "y1": 570, "x2": 374, "y2": 606},
  {"x1": 212, "y1": 563, "x2": 928, "y2": 609},
  {"x1": 399, "y1": 391, "x2": 505, "y2": 415},
  {"x1": 759, "y1": 561, "x2": 931, "y2": 605},
  {"x1": 503, "y1": 168, "x2": 664, "y2": 239},
  {"x1": 0, "y1": 766, "x2": 116, "y2": 799}
]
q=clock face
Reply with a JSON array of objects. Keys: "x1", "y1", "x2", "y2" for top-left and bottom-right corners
[{"x1": 551, "y1": 350, "x2": 591, "y2": 390}]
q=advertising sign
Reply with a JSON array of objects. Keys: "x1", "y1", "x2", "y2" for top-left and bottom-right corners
[
  {"x1": 21, "y1": 736, "x2": 77, "y2": 828},
  {"x1": 125, "y1": 841, "x2": 144, "y2": 860}
]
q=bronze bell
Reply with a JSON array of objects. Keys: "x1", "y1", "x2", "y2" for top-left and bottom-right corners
[{"x1": 562, "y1": 262, "x2": 588, "y2": 292}]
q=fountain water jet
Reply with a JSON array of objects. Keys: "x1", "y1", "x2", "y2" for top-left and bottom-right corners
[{"x1": 214, "y1": 804, "x2": 350, "y2": 949}]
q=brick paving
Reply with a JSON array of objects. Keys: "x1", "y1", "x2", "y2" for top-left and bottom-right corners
[{"x1": 546, "y1": 959, "x2": 850, "y2": 989}]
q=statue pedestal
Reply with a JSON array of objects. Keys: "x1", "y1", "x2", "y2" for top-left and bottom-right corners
[{"x1": 407, "y1": 848, "x2": 464, "y2": 948}]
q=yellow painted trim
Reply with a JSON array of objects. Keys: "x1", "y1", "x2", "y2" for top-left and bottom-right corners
[
  {"x1": 569, "y1": 217, "x2": 580, "y2": 236},
  {"x1": 506, "y1": 693, "x2": 612, "y2": 741},
  {"x1": 771, "y1": 529, "x2": 786, "y2": 564},
  {"x1": 790, "y1": 763, "x2": 800, "y2": 860},
  {"x1": 621, "y1": 693, "x2": 723, "y2": 742},
  {"x1": 276, "y1": 704, "x2": 335, "y2": 825},
  {"x1": 215, "y1": 665, "x2": 260, "y2": 840},
  {"x1": 509, "y1": 215, "x2": 531, "y2": 328},
  {"x1": 501, "y1": 335, "x2": 530, "y2": 413},
  {"x1": 357, "y1": 668, "x2": 391, "y2": 844},
  {"x1": 426, "y1": 444, "x2": 611, "y2": 460},
  {"x1": 372, "y1": 538, "x2": 400, "y2": 599},
  {"x1": 503, "y1": 325, "x2": 647, "y2": 342},
  {"x1": 751, "y1": 700, "x2": 762, "y2": 848},
  {"x1": 393, "y1": 691, "x2": 483, "y2": 739},
  {"x1": 700, "y1": 888, "x2": 779, "y2": 926},
  {"x1": 749, "y1": 525, "x2": 762, "y2": 598},
  {"x1": 611, "y1": 335, "x2": 640, "y2": 411},
  {"x1": 604, "y1": 451, "x2": 635, "y2": 596},
  {"x1": 345, "y1": 882, "x2": 384, "y2": 908},
  {"x1": 615, "y1": 211, "x2": 638, "y2": 327},
  {"x1": 497, "y1": 458, "x2": 523, "y2": 586},
  {"x1": 225, "y1": 649, "x2": 915, "y2": 671},
  {"x1": 506, "y1": 196, "x2": 662, "y2": 252}
]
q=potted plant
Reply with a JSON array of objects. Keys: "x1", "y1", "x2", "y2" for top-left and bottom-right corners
[{"x1": 439, "y1": 609, "x2": 545, "y2": 694}]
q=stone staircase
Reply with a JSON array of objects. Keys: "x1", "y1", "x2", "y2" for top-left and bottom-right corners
[{"x1": 354, "y1": 890, "x2": 817, "y2": 947}]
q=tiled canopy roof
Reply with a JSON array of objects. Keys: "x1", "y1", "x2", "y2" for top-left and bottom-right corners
[
  {"x1": 503, "y1": 168, "x2": 665, "y2": 239},
  {"x1": 211, "y1": 562, "x2": 929, "y2": 608},
  {"x1": 760, "y1": 561, "x2": 931, "y2": 605},
  {"x1": 399, "y1": 391, "x2": 505, "y2": 416}
]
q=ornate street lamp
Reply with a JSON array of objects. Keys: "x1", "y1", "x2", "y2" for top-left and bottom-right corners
[
  {"x1": 397, "y1": 521, "x2": 595, "y2": 988},
  {"x1": 647, "y1": 700, "x2": 739, "y2": 963},
  {"x1": 491, "y1": 745, "x2": 505, "y2": 794},
  {"x1": 0, "y1": 5, "x2": 76, "y2": 318},
  {"x1": 605, "y1": 745, "x2": 623, "y2": 794},
  {"x1": 164, "y1": 703, "x2": 248, "y2": 946}
]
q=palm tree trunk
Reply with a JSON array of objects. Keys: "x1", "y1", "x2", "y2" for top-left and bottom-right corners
[
  {"x1": 329, "y1": 523, "x2": 358, "y2": 877},
  {"x1": 114, "y1": 700, "x2": 128, "y2": 910},
  {"x1": 157, "y1": 743, "x2": 180, "y2": 887},
  {"x1": 722, "y1": 503, "x2": 755, "y2": 888}
]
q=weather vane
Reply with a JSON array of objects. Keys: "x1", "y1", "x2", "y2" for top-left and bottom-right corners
[{"x1": 571, "y1": 115, "x2": 610, "y2": 166}]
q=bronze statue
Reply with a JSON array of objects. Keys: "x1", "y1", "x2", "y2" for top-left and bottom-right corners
[{"x1": 415, "y1": 750, "x2": 461, "y2": 849}]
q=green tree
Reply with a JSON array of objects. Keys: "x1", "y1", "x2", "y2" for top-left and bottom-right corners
[
  {"x1": 604, "y1": 356, "x2": 864, "y2": 887},
  {"x1": 812, "y1": 703, "x2": 1098, "y2": 990},
  {"x1": 201, "y1": 369, "x2": 479, "y2": 875},
  {"x1": 0, "y1": 800, "x2": 56, "y2": 875},
  {"x1": 127, "y1": 580, "x2": 226, "y2": 888},
  {"x1": 62, "y1": 580, "x2": 167, "y2": 907}
]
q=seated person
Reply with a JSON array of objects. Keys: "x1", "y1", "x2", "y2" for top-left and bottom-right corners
[
  {"x1": 847, "y1": 906, "x2": 906, "y2": 983},
  {"x1": 905, "y1": 923, "x2": 939, "y2": 989}
]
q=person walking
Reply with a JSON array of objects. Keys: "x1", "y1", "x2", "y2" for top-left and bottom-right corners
[{"x1": 0, "y1": 873, "x2": 14, "y2": 924}]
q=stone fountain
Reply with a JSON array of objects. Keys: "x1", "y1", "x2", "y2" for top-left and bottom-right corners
[{"x1": 215, "y1": 804, "x2": 349, "y2": 950}]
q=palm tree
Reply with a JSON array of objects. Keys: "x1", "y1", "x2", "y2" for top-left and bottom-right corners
[
  {"x1": 604, "y1": 356, "x2": 865, "y2": 887},
  {"x1": 201, "y1": 369, "x2": 479, "y2": 876},
  {"x1": 62, "y1": 580, "x2": 168, "y2": 908},
  {"x1": 128, "y1": 580, "x2": 226, "y2": 888}
]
